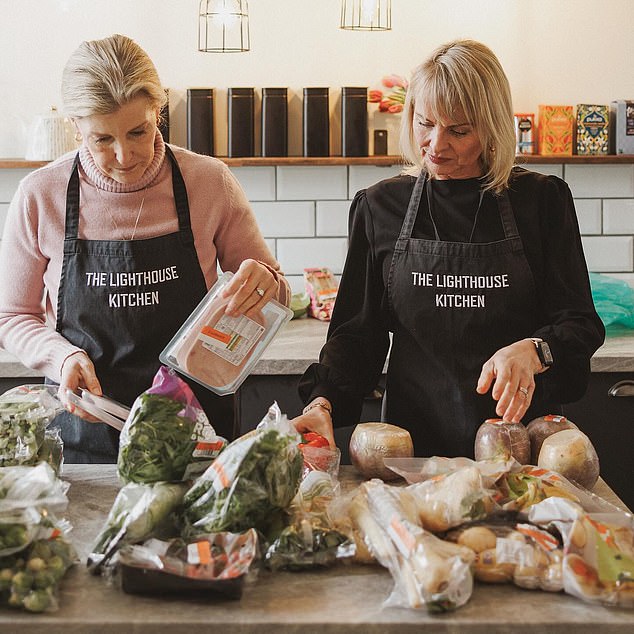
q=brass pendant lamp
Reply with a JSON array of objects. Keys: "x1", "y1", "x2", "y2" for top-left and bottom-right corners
[
  {"x1": 198, "y1": 0, "x2": 250, "y2": 52},
  {"x1": 340, "y1": 0, "x2": 392, "y2": 31}
]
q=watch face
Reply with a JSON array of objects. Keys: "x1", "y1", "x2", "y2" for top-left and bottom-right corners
[{"x1": 539, "y1": 341, "x2": 553, "y2": 366}]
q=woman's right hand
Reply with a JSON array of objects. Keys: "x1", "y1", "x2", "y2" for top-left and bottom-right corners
[
  {"x1": 291, "y1": 398, "x2": 336, "y2": 448},
  {"x1": 57, "y1": 351, "x2": 103, "y2": 422}
]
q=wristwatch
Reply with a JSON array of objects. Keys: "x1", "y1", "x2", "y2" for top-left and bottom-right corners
[{"x1": 530, "y1": 338, "x2": 553, "y2": 369}]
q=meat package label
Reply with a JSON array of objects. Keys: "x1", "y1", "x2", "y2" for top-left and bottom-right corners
[{"x1": 576, "y1": 104, "x2": 609, "y2": 155}]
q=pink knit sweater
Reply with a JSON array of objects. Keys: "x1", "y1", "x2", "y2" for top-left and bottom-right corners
[{"x1": 0, "y1": 134, "x2": 290, "y2": 382}]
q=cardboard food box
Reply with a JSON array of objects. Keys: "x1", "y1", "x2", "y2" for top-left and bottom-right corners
[
  {"x1": 514, "y1": 113, "x2": 536, "y2": 154},
  {"x1": 610, "y1": 100, "x2": 634, "y2": 155},
  {"x1": 576, "y1": 104, "x2": 610, "y2": 155},
  {"x1": 538, "y1": 105, "x2": 574, "y2": 156}
]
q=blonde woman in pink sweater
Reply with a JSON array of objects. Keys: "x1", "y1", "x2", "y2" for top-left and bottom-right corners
[{"x1": 0, "y1": 34, "x2": 290, "y2": 462}]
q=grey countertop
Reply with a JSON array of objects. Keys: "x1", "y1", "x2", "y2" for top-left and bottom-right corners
[
  {"x1": 0, "y1": 464, "x2": 632, "y2": 633},
  {"x1": 1, "y1": 318, "x2": 634, "y2": 379}
]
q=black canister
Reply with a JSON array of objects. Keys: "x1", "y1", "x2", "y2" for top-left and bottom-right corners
[
  {"x1": 187, "y1": 88, "x2": 214, "y2": 156},
  {"x1": 261, "y1": 88, "x2": 288, "y2": 157},
  {"x1": 341, "y1": 87, "x2": 368, "y2": 157},
  {"x1": 228, "y1": 88, "x2": 255, "y2": 157},
  {"x1": 303, "y1": 87, "x2": 330, "y2": 157}
]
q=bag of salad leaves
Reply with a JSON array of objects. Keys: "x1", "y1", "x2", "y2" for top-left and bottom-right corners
[
  {"x1": 117, "y1": 366, "x2": 225, "y2": 484},
  {"x1": 182, "y1": 402, "x2": 303, "y2": 538},
  {"x1": 87, "y1": 480, "x2": 188, "y2": 574},
  {"x1": 0, "y1": 385, "x2": 63, "y2": 468}
]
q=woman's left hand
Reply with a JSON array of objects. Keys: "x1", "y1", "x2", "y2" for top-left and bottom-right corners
[
  {"x1": 221, "y1": 259, "x2": 279, "y2": 317},
  {"x1": 476, "y1": 339, "x2": 543, "y2": 423}
]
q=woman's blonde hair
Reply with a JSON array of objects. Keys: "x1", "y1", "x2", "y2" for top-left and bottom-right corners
[
  {"x1": 61, "y1": 34, "x2": 167, "y2": 118},
  {"x1": 399, "y1": 39, "x2": 516, "y2": 193}
]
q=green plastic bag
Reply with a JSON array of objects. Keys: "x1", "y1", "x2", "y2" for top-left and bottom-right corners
[{"x1": 589, "y1": 272, "x2": 634, "y2": 328}]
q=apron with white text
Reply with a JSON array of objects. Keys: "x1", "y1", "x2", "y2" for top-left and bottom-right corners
[
  {"x1": 52, "y1": 147, "x2": 235, "y2": 462},
  {"x1": 385, "y1": 173, "x2": 554, "y2": 457}
]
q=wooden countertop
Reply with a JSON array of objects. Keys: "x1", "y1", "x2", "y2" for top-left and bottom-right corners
[
  {"x1": 0, "y1": 463, "x2": 631, "y2": 633},
  {"x1": 1, "y1": 319, "x2": 633, "y2": 379}
]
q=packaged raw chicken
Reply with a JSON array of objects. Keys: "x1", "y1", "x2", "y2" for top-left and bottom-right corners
[{"x1": 161, "y1": 272, "x2": 292, "y2": 395}]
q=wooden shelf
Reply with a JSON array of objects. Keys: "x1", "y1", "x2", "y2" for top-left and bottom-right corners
[{"x1": 2, "y1": 154, "x2": 634, "y2": 170}]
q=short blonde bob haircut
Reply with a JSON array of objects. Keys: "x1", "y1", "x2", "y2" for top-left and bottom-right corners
[
  {"x1": 61, "y1": 34, "x2": 167, "y2": 118},
  {"x1": 400, "y1": 39, "x2": 516, "y2": 194}
]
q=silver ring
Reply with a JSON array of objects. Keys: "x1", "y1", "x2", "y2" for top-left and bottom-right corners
[
  {"x1": 256, "y1": 287, "x2": 265, "y2": 297},
  {"x1": 518, "y1": 386, "x2": 529, "y2": 397}
]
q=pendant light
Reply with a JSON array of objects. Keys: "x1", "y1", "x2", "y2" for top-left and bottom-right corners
[
  {"x1": 198, "y1": 0, "x2": 250, "y2": 52},
  {"x1": 340, "y1": 0, "x2": 392, "y2": 31}
]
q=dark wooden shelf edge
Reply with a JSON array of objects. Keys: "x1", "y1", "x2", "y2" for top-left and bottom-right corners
[{"x1": 2, "y1": 154, "x2": 634, "y2": 169}]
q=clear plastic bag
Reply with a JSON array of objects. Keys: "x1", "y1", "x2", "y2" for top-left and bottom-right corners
[
  {"x1": 590, "y1": 272, "x2": 634, "y2": 329},
  {"x1": 0, "y1": 385, "x2": 63, "y2": 467},
  {"x1": 117, "y1": 366, "x2": 225, "y2": 485}
]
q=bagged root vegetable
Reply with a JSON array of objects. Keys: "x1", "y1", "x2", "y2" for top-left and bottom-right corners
[
  {"x1": 87, "y1": 481, "x2": 188, "y2": 574},
  {"x1": 528, "y1": 497, "x2": 634, "y2": 607},
  {"x1": 407, "y1": 465, "x2": 497, "y2": 533},
  {"x1": 117, "y1": 366, "x2": 225, "y2": 485},
  {"x1": 445, "y1": 521, "x2": 564, "y2": 592},
  {"x1": 355, "y1": 479, "x2": 475, "y2": 611},
  {"x1": 0, "y1": 385, "x2": 63, "y2": 468},
  {"x1": 182, "y1": 403, "x2": 303, "y2": 537}
]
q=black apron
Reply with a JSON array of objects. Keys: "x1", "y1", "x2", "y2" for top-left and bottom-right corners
[
  {"x1": 51, "y1": 147, "x2": 236, "y2": 463},
  {"x1": 384, "y1": 173, "x2": 555, "y2": 458}
]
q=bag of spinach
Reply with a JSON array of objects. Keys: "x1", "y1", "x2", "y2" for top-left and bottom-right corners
[
  {"x1": 182, "y1": 402, "x2": 303, "y2": 537},
  {"x1": 117, "y1": 366, "x2": 226, "y2": 484}
]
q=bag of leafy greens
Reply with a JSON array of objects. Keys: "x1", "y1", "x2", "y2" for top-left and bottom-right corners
[
  {"x1": 0, "y1": 385, "x2": 63, "y2": 468},
  {"x1": 117, "y1": 366, "x2": 225, "y2": 484},
  {"x1": 182, "y1": 402, "x2": 303, "y2": 537}
]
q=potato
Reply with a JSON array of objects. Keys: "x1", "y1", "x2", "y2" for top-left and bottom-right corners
[
  {"x1": 526, "y1": 415, "x2": 578, "y2": 464},
  {"x1": 537, "y1": 429, "x2": 600, "y2": 489},
  {"x1": 474, "y1": 548, "x2": 515, "y2": 583},
  {"x1": 457, "y1": 526, "x2": 497, "y2": 553}
]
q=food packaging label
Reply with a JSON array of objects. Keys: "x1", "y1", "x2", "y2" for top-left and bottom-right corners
[
  {"x1": 514, "y1": 113, "x2": 535, "y2": 154},
  {"x1": 538, "y1": 105, "x2": 574, "y2": 155},
  {"x1": 576, "y1": 104, "x2": 610, "y2": 155}
]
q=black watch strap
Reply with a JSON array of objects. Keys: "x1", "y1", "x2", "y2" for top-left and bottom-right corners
[{"x1": 531, "y1": 338, "x2": 553, "y2": 368}]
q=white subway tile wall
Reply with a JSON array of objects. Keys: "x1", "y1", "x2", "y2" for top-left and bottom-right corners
[
  {"x1": 603, "y1": 199, "x2": 634, "y2": 234},
  {"x1": 575, "y1": 199, "x2": 602, "y2": 235},
  {"x1": 2, "y1": 164, "x2": 634, "y2": 282}
]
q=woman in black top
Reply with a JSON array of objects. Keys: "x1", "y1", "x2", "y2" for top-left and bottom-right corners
[{"x1": 293, "y1": 39, "x2": 604, "y2": 458}]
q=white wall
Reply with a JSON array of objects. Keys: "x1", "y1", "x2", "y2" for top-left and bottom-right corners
[{"x1": 1, "y1": 0, "x2": 633, "y2": 157}]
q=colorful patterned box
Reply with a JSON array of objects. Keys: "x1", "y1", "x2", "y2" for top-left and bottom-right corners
[
  {"x1": 610, "y1": 100, "x2": 634, "y2": 154},
  {"x1": 576, "y1": 104, "x2": 610, "y2": 155},
  {"x1": 538, "y1": 105, "x2": 574, "y2": 155}
]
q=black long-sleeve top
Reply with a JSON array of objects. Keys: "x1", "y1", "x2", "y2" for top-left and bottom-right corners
[{"x1": 299, "y1": 166, "x2": 605, "y2": 429}]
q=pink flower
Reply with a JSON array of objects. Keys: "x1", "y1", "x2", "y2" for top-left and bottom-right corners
[
  {"x1": 368, "y1": 89, "x2": 383, "y2": 103},
  {"x1": 388, "y1": 103, "x2": 403, "y2": 114},
  {"x1": 378, "y1": 100, "x2": 391, "y2": 112},
  {"x1": 382, "y1": 74, "x2": 408, "y2": 89}
]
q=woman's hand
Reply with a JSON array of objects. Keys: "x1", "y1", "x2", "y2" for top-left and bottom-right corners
[
  {"x1": 291, "y1": 398, "x2": 336, "y2": 448},
  {"x1": 476, "y1": 339, "x2": 543, "y2": 423},
  {"x1": 221, "y1": 259, "x2": 280, "y2": 318},
  {"x1": 57, "y1": 351, "x2": 103, "y2": 422}
]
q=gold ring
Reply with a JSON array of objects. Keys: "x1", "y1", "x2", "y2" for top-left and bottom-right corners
[
  {"x1": 256, "y1": 287, "x2": 265, "y2": 297},
  {"x1": 518, "y1": 386, "x2": 529, "y2": 397}
]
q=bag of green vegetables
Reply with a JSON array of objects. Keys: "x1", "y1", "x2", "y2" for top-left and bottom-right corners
[
  {"x1": 117, "y1": 366, "x2": 225, "y2": 484},
  {"x1": 182, "y1": 402, "x2": 303, "y2": 538}
]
